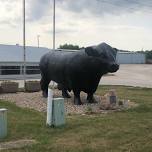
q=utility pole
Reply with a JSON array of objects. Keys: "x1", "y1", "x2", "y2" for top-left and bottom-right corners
[
  {"x1": 46, "y1": 0, "x2": 56, "y2": 126},
  {"x1": 23, "y1": 0, "x2": 26, "y2": 88},
  {"x1": 52, "y1": 0, "x2": 56, "y2": 89}
]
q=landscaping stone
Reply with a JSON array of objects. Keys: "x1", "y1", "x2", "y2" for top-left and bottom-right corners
[
  {"x1": 25, "y1": 81, "x2": 41, "y2": 92},
  {"x1": 0, "y1": 81, "x2": 19, "y2": 93}
]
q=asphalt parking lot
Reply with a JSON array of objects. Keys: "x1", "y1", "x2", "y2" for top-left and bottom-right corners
[
  {"x1": 0, "y1": 64, "x2": 152, "y2": 88},
  {"x1": 100, "y1": 64, "x2": 152, "y2": 88}
]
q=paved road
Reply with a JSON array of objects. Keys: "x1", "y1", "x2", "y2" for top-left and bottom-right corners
[
  {"x1": 100, "y1": 64, "x2": 152, "y2": 88},
  {"x1": 0, "y1": 64, "x2": 152, "y2": 88}
]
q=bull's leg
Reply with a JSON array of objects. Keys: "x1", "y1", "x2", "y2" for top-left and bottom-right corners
[
  {"x1": 62, "y1": 88, "x2": 71, "y2": 98},
  {"x1": 58, "y1": 84, "x2": 71, "y2": 98},
  {"x1": 73, "y1": 90, "x2": 82, "y2": 105},
  {"x1": 40, "y1": 76, "x2": 50, "y2": 98},
  {"x1": 87, "y1": 93, "x2": 97, "y2": 103}
]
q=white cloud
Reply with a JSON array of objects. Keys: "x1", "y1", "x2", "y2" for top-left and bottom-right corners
[
  {"x1": 0, "y1": 0, "x2": 152, "y2": 50},
  {"x1": 58, "y1": 0, "x2": 152, "y2": 16},
  {"x1": 26, "y1": 0, "x2": 51, "y2": 21}
]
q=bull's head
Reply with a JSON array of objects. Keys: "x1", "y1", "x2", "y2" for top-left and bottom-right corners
[{"x1": 85, "y1": 42, "x2": 119, "y2": 73}]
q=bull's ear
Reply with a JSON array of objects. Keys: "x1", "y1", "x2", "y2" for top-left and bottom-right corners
[
  {"x1": 113, "y1": 48, "x2": 118, "y2": 52},
  {"x1": 85, "y1": 47, "x2": 99, "y2": 57}
]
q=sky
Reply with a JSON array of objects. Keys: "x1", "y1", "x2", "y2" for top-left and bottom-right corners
[{"x1": 0, "y1": 0, "x2": 152, "y2": 51}]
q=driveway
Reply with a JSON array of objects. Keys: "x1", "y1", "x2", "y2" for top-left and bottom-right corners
[{"x1": 100, "y1": 64, "x2": 152, "y2": 88}]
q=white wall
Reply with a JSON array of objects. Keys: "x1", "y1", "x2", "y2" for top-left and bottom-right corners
[{"x1": 117, "y1": 52, "x2": 145, "y2": 64}]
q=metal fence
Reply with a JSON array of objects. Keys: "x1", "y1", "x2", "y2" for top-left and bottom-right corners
[
  {"x1": 0, "y1": 67, "x2": 40, "y2": 74},
  {"x1": 0, "y1": 67, "x2": 41, "y2": 80}
]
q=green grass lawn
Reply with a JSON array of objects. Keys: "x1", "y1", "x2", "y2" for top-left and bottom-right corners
[{"x1": 0, "y1": 85, "x2": 152, "y2": 152}]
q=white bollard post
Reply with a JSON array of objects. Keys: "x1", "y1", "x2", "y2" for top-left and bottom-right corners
[
  {"x1": 46, "y1": 88, "x2": 53, "y2": 126},
  {"x1": 52, "y1": 98, "x2": 65, "y2": 127},
  {"x1": 0, "y1": 108, "x2": 7, "y2": 139}
]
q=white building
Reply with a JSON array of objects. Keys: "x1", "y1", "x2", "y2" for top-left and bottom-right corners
[
  {"x1": 0, "y1": 44, "x2": 50, "y2": 77},
  {"x1": 117, "y1": 52, "x2": 145, "y2": 64},
  {"x1": 0, "y1": 44, "x2": 145, "y2": 78}
]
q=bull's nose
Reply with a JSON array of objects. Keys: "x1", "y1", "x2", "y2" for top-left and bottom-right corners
[
  {"x1": 111, "y1": 64, "x2": 119, "y2": 69},
  {"x1": 109, "y1": 64, "x2": 119, "y2": 73},
  {"x1": 115, "y1": 64, "x2": 119, "y2": 69}
]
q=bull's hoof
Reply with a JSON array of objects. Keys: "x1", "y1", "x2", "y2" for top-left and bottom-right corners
[
  {"x1": 62, "y1": 92, "x2": 71, "y2": 98},
  {"x1": 42, "y1": 91, "x2": 48, "y2": 98},
  {"x1": 74, "y1": 98, "x2": 82, "y2": 105}
]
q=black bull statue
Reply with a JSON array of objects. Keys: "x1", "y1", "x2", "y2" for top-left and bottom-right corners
[{"x1": 39, "y1": 42, "x2": 119, "y2": 105}]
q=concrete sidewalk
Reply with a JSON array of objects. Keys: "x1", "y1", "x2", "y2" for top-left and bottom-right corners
[{"x1": 100, "y1": 64, "x2": 152, "y2": 88}]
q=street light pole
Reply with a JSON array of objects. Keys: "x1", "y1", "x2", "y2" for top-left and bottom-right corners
[
  {"x1": 37, "y1": 35, "x2": 40, "y2": 48},
  {"x1": 53, "y1": 0, "x2": 56, "y2": 50},
  {"x1": 23, "y1": 0, "x2": 26, "y2": 88}
]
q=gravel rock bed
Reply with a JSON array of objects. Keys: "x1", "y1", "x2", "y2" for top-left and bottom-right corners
[{"x1": 0, "y1": 90, "x2": 137, "y2": 114}]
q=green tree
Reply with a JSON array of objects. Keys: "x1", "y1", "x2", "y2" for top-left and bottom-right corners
[
  {"x1": 58, "y1": 44, "x2": 80, "y2": 50},
  {"x1": 138, "y1": 50, "x2": 152, "y2": 63},
  {"x1": 145, "y1": 50, "x2": 152, "y2": 60}
]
